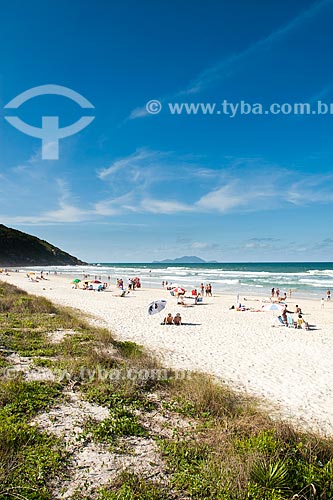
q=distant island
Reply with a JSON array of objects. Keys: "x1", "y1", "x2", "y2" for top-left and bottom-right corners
[
  {"x1": 0, "y1": 224, "x2": 86, "y2": 267},
  {"x1": 153, "y1": 256, "x2": 217, "y2": 264}
]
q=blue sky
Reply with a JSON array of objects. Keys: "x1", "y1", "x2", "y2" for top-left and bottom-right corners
[{"x1": 1, "y1": 0, "x2": 333, "y2": 262}]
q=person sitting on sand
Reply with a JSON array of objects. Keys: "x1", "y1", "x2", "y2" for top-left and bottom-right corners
[
  {"x1": 163, "y1": 313, "x2": 174, "y2": 324},
  {"x1": 297, "y1": 314, "x2": 309, "y2": 330},
  {"x1": 173, "y1": 313, "x2": 182, "y2": 325},
  {"x1": 194, "y1": 293, "x2": 202, "y2": 304},
  {"x1": 295, "y1": 304, "x2": 302, "y2": 314},
  {"x1": 177, "y1": 296, "x2": 185, "y2": 305},
  {"x1": 297, "y1": 314, "x2": 305, "y2": 328}
]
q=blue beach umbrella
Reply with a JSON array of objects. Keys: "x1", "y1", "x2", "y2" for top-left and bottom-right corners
[
  {"x1": 262, "y1": 303, "x2": 284, "y2": 311},
  {"x1": 148, "y1": 299, "x2": 167, "y2": 316}
]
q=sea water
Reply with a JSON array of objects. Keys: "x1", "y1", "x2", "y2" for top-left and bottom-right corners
[{"x1": 17, "y1": 262, "x2": 333, "y2": 299}]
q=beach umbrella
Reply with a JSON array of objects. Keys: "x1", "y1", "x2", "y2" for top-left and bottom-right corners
[
  {"x1": 91, "y1": 280, "x2": 102, "y2": 284},
  {"x1": 27, "y1": 271, "x2": 35, "y2": 275},
  {"x1": 148, "y1": 299, "x2": 167, "y2": 316},
  {"x1": 171, "y1": 287, "x2": 186, "y2": 295},
  {"x1": 72, "y1": 279, "x2": 81, "y2": 283},
  {"x1": 262, "y1": 303, "x2": 284, "y2": 312}
]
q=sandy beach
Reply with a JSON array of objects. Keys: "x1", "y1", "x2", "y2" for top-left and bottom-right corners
[{"x1": 2, "y1": 271, "x2": 333, "y2": 436}]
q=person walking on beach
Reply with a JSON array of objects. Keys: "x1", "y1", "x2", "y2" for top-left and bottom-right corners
[
  {"x1": 271, "y1": 288, "x2": 275, "y2": 299},
  {"x1": 327, "y1": 289, "x2": 331, "y2": 301},
  {"x1": 200, "y1": 283, "x2": 205, "y2": 295},
  {"x1": 321, "y1": 298, "x2": 325, "y2": 308}
]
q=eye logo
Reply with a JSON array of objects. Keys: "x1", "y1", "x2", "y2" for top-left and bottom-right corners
[{"x1": 4, "y1": 84, "x2": 95, "y2": 160}]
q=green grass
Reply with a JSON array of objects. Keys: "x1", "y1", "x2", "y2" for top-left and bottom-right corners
[
  {"x1": 83, "y1": 393, "x2": 148, "y2": 445},
  {"x1": 74, "y1": 472, "x2": 168, "y2": 500},
  {"x1": 112, "y1": 340, "x2": 144, "y2": 359},
  {"x1": 157, "y1": 423, "x2": 333, "y2": 499},
  {"x1": 0, "y1": 417, "x2": 68, "y2": 500},
  {"x1": 84, "y1": 411, "x2": 147, "y2": 445},
  {"x1": 0, "y1": 378, "x2": 63, "y2": 419}
]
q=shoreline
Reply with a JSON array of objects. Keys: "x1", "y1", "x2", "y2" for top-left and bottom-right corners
[
  {"x1": 1, "y1": 271, "x2": 333, "y2": 436},
  {"x1": 4, "y1": 265, "x2": 332, "y2": 301}
]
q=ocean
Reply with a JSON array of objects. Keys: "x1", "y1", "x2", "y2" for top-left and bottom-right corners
[{"x1": 17, "y1": 262, "x2": 333, "y2": 299}]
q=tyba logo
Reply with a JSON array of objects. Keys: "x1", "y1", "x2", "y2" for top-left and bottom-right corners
[{"x1": 4, "y1": 84, "x2": 95, "y2": 160}]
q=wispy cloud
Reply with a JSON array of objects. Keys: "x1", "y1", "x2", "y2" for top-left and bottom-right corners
[
  {"x1": 184, "y1": 0, "x2": 331, "y2": 95},
  {"x1": 139, "y1": 198, "x2": 194, "y2": 214},
  {"x1": 95, "y1": 150, "x2": 333, "y2": 216},
  {"x1": 129, "y1": 0, "x2": 332, "y2": 119},
  {"x1": 98, "y1": 148, "x2": 162, "y2": 180},
  {"x1": 2, "y1": 150, "x2": 333, "y2": 224},
  {"x1": 285, "y1": 175, "x2": 333, "y2": 205},
  {"x1": 244, "y1": 238, "x2": 281, "y2": 249},
  {"x1": 0, "y1": 179, "x2": 91, "y2": 224}
]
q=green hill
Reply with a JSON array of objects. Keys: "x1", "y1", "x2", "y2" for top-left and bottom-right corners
[{"x1": 0, "y1": 224, "x2": 86, "y2": 267}]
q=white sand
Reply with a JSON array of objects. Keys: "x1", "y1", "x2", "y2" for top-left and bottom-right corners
[{"x1": 2, "y1": 272, "x2": 333, "y2": 435}]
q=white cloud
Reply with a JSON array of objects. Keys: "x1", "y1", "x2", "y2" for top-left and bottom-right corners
[
  {"x1": 98, "y1": 148, "x2": 160, "y2": 180},
  {"x1": 191, "y1": 241, "x2": 210, "y2": 249},
  {"x1": 2, "y1": 149, "x2": 333, "y2": 224},
  {"x1": 140, "y1": 198, "x2": 194, "y2": 214},
  {"x1": 128, "y1": 106, "x2": 150, "y2": 120},
  {"x1": 286, "y1": 175, "x2": 333, "y2": 205}
]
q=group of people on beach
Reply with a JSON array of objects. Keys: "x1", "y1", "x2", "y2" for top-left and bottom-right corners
[
  {"x1": 271, "y1": 288, "x2": 290, "y2": 302},
  {"x1": 116, "y1": 277, "x2": 141, "y2": 291},
  {"x1": 162, "y1": 281, "x2": 212, "y2": 297},
  {"x1": 163, "y1": 312, "x2": 182, "y2": 325},
  {"x1": 279, "y1": 303, "x2": 309, "y2": 329}
]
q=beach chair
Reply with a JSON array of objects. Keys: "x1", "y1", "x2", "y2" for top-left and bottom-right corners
[
  {"x1": 276, "y1": 316, "x2": 286, "y2": 326},
  {"x1": 287, "y1": 315, "x2": 297, "y2": 328}
]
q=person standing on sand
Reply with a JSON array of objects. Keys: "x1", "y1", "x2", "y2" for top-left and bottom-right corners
[
  {"x1": 200, "y1": 283, "x2": 205, "y2": 295},
  {"x1": 321, "y1": 298, "x2": 325, "y2": 308},
  {"x1": 327, "y1": 289, "x2": 331, "y2": 301},
  {"x1": 281, "y1": 304, "x2": 292, "y2": 325},
  {"x1": 271, "y1": 288, "x2": 275, "y2": 298}
]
